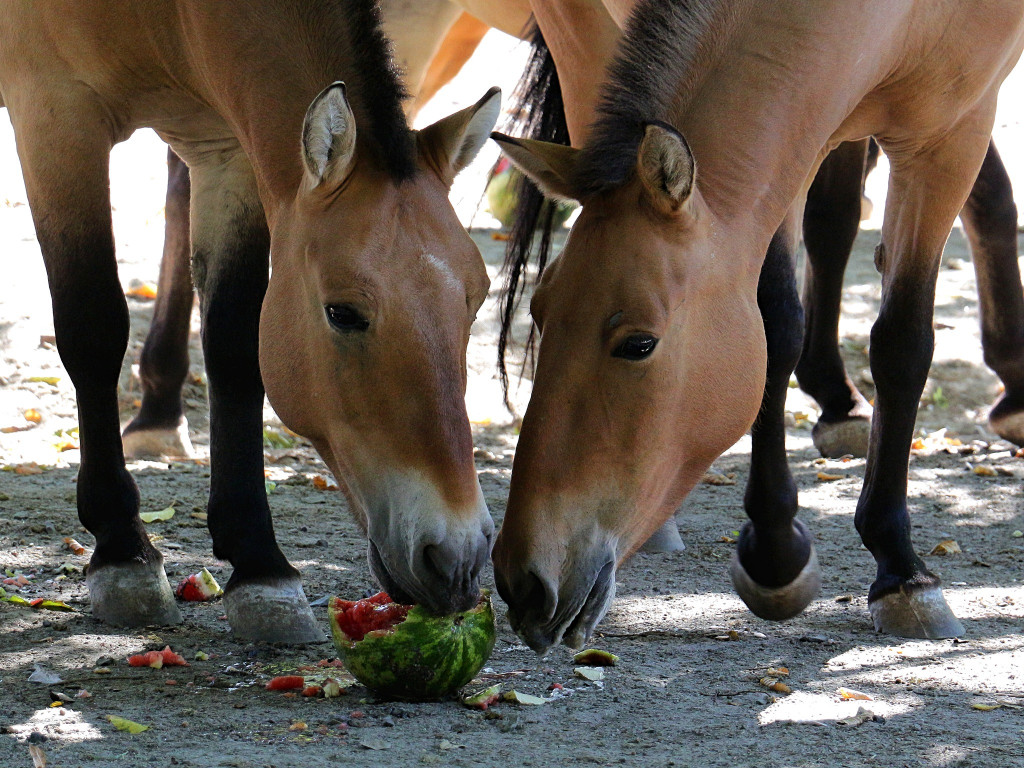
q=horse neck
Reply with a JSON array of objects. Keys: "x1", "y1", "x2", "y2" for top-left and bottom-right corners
[{"x1": 176, "y1": 2, "x2": 395, "y2": 213}]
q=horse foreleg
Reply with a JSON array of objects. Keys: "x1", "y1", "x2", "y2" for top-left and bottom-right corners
[
  {"x1": 731, "y1": 204, "x2": 821, "y2": 621},
  {"x1": 857, "y1": 113, "x2": 998, "y2": 639},
  {"x1": 959, "y1": 141, "x2": 1024, "y2": 445},
  {"x1": 122, "y1": 147, "x2": 195, "y2": 460},
  {"x1": 12, "y1": 94, "x2": 180, "y2": 626},
  {"x1": 795, "y1": 139, "x2": 874, "y2": 458},
  {"x1": 187, "y1": 149, "x2": 322, "y2": 643}
]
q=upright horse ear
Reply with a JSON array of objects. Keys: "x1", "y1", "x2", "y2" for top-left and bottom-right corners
[
  {"x1": 301, "y1": 82, "x2": 357, "y2": 191},
  {"x1": 417, "y1": 86, "x2": 502, "y2": 187},
  {"x1": 636, "y1": 122, "x2": 695, "y2": 212},
  {"x1": 490, "y1": 133, "x2": 581, "y2": 202}
]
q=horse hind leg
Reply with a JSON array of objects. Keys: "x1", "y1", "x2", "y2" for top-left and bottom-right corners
[
  {"x1": 11, "y1": 93, "x2": 180, "y2": 626},
  {"x1": 957, "y1": 141, "x2": 1024, "y2": 445},
  {"x1": 187, "y1": 148, "x2": 321, "y2": 643},
  {"x1": 731, "y1": 205, "x2": 821, "y2": 621},
  {"x1": 122, "y1": 147, "x2": 195, "y2": 460},
  {"x1": 795, "y1": 139, "x2": 874, "y2": 458},
  {"x1": 858, "y1": 114, "x2": 999, "y2": 639}
]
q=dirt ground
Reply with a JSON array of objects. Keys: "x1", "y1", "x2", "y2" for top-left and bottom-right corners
[{"x1": 3, "y1": 31, "x2": 1024, "y2": 768}]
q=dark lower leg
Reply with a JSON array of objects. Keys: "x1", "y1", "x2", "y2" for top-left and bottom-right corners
[
  {"x1": 738, "y1": 225, "x2": 812, "y2": 589},
  {"x1": 959, "y1": 141, "x2": 1024, "y2": 441},
  {"x1": 796, "y1": 140, "x2": 873, "y2": 434},
  {"x1": 196, "y1": 222, "x2": 295, "y2": 587},
  {"x1": 124, "y1": 149, "x2": 194, "y2": 438}
]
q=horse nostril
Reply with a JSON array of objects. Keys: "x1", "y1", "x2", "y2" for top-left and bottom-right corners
[{"x1": 520, "y1": 570, "x2": 557, "y2": 623}]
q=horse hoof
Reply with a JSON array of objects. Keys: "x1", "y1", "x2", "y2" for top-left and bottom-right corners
[
  {"x1": 87, "y1": 559, "x2": 182, "y2": 626},
  {"x1": 811, "y1": 416, "x2": 870, "y2": 458},
  {"x1": 988, "y1": 397, "x2": 1024, "y2": 446},
  {"x1": 640, "y1": 519, "x2": 685, "y2": 553},
  {"x1": 122, "y1": 419, "x2": 194, "y2": 461},
  {"x1": 868, "y1": 584, "x2": 964, "y2": 639},
  {"x1": 731, "y1": 546, "x2": 821, "y2": 621},
  {"x1": 224, "y1": 579, "x2": 325, "y2": 644}
]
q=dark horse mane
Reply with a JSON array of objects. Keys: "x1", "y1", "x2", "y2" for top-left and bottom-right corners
[
  {"x1": 295, "y1": 0, "x2": 416, "y2": 181},
  {"x1": 498, "y1": 0, "x2": 739, "y2": 402}
]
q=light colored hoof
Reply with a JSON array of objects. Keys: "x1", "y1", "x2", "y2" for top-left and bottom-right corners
[
  {"x1": 812, "y1": 417, "x2": 870, "y2": 459},
  {"x1": 223, "y1": 579, "x2": 325, "y2": 644},
  {"x1": 640, "y1": 519, "x2": 686, "y2": 553},
  {"x1": 731, "y1": 546, "x2": 821, "y2": 621},
  {"x1": 868, "y1": 584, "x2": 964, "y2": 639},
  {"x1": 87, "y1": 558, "x2": 182, "y2": 626},
  {"x1": 123, "y1": 418, "x2": 194, "y2": 461},
  {"x1": 988, "y1": 407, "x2": 1024, "y2": 447}
]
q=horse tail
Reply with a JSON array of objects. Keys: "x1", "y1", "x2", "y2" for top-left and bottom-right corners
[{"x1": 496, "y1": 22, "x2": 570, "y2": 410}]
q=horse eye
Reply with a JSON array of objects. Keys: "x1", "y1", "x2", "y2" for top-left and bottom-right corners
[
  {"x1": 612, "y1": 334, "x2": 658, "y2": 360},
  {"x1": 325, "y1": 303, "x2": 370, "y2": 332}
]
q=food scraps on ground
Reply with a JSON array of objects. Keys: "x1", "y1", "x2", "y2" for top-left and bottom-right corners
[
  {"x1": 266, "y1": 675, "x2": 305, "y2": 691},
  {"x1": 174, "y1": 567, "x2": 223, "y2": 602},
  {"x1": 572, "y1": 649, "x2": 619, "y2": 666},
  {"x1": 462, "y1": 684, "x2": 502, "y2": 710},
  {"x1": 838, "y1": 687, "x2": 873, "y2": 701},
  {"x1": 501, "y1": 690, "x2": 546, "y2": 705},
  {"x1": 329, "y1": 590, "x2": 496, "y2": 701},
  {"x1": 574, "y1": 667, "x2": 605, "y2": 682},
  {"x1": 63, "y1": 538, "x2": 87, "y2": 556},
  {"x1": 128, "y1": 647, "x2": 188, "y2": 669},
  {"x1": 139, "y1": 507, "x2": 175, "y2": 523},
  {"x1": 929, "y1": 539, "x2": 962, "y2": 556}
]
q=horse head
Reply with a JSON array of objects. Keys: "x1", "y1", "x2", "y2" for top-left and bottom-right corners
[
  {"x1": 261, "y1": 84, "x2": 501, "y2": 614},
  {"x1": 490, "y1": 124, "x2": 767, "y2": 651}
]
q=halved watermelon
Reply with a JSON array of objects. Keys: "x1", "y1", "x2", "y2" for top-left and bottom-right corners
[{"x1": 329, "y1": 591, "x2": 495, "y2": 701}]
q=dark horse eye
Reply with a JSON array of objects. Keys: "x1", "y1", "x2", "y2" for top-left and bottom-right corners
[
  {"x1": 325, "y1": 303, "x2": 369, "y2": 332},
  {"x1": 612, "y1": 334, "x2": 659, "y2": 360}
]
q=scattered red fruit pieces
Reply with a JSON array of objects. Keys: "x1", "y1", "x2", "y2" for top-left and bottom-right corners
[
  {"x1": 548, "y1": 682, "x2": 564, "y2": 691},
  {"x1": 266, "y1": 675, "x2": 305, "y2": 691},
  {"x1": 174, "y1": 567, "x2": 223, "y2": 602},
  {"x1": 165, "y1": 679, "x2": 177, "y2": 686},
  {"x1": 301, "y1": 685, "x2": 322, "y2": 697},
  {"x1": 349, "y1": 710, "x2": 365, "y2": 719},
  {"x1": 127, "y1": 646, "x2": 188, "y2": 669}
]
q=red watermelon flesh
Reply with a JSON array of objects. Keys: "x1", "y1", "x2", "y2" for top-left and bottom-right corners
[{"x1": 331, "y1": 592, "x2": 410, "y2": 642}]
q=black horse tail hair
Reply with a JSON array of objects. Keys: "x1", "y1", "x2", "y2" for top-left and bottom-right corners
[{"x1": 496, "y1": 21, "x2": 570, "y2": 411}]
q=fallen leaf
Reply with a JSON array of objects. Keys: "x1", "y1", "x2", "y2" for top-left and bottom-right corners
[
  {"x1": 288, "y1": 721, "x2": 307, "y2": 732},
  {"x1": 759, "y1": 676, "x2": 791, "y2": 694},
  {"x1": 971, "y1": 703, "x2": 1003, "y2": 711},
  {"x1": 929, "y1": 539, "x2": 962, "y2": 556},
  {"x1": 838, "y1": 687, "x2": 873, "y2": 701},
  {"x1": 439, "y1": 739, "x2": 466, "y2": 750},
  {"x1": 25, "y1": 376, "x2": 60, "y2": 386},
  {"x1": 838, "y1": 706, "x2": 877, "y2": 726},
  {"x1": 64, "y1": 537, "x2": 87, "y2": 556},
  {"x1": 359, "y1": 736, "x2": 391, "y2": 750},
  {"x1": 27, "y1": 664, "x2": 63, "y2": 685},
  {"x1": 125, "y1": 282, "x2": 158, "y2": 300},
  {"x1": 311, "y1": 475, "x2": 338, "y2": 491},
  {"x1": 139, "y1": 507, "x2": 175, "y2": 523},
  {"x1": 502, "y1": 690, "x2": 547, "y2": 705},
  {"x1": 107, "y1": 715, "x2": 150, "y2": 734},
  {"x1": 702, "y1": 472, "x2": 736, "y2": 486},
  {"x1": 29, "y1": 744, "x2": 46, "y2": 768},
  {"x1": 973, "y1": 464, "x2": 998, "y2": 477},
  {"x1": 24, "y1": 408, "x2": 43, "y2": 424},
  {"x1": 574, "y1": 667, "x2": 605, "y2": 682},
  {"x1": 816, "y1": 471, "x2": 844, "y2": 482},
  {"x1": 13, "y1": 463, "x2": 44, "y2": 475}
]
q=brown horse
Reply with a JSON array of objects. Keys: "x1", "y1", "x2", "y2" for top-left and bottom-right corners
[
  {"x1": 492, "y1": 0, "x2": 1024, "y2": 652},
  {"x1": 0, "y1": 0, "x2": 501, "y2": 641}
]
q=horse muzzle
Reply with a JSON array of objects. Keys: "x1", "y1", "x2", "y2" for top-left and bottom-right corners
[
  {"x1": 365, "y1": 482, "x2": 494, "y2": 615},
  {"x1": 495, "y1": 551, "x2": 616, "y2": 655}
]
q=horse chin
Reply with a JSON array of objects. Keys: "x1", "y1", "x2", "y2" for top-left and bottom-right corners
[{"x1": 507, "y1": 560, "x2": 616, "y2": 655}]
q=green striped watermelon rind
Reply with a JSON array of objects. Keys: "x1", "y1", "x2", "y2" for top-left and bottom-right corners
[{"x1": 329, "y1": 591, "x2": 496, "y2": 701}]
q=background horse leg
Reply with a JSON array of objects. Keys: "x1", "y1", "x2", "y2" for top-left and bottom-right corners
[
  {"x1": 411, "y1": 12, "x2": 490, "y2": 119},
  {"x1": 185, "y1": 147, "x2": 322, "y2": 643},
  {"x1": 960, "y1": 141, "x2": 1024, "y2": 444},
  {"x1": 859, "y1": 113, "x2": 998, "y2": 639},
  {"x1": 11, "y1": 93, "x2": 180, "y2": 626},
  {"x1": 731, "y1": 205, "x2": 821, "y2": 620},
  {"x1": 122, "y1": 147, "x2": 195, "y2": 460},
  {"x1": 795, "y1": 139, "x2": 874, "y2": 458}
]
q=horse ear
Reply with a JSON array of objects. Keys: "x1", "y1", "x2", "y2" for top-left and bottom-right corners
[
  {"x1": 417, "y1": 87, "x2": 502, "y2": 187},
  {"x1": 301, "y1": 82, "x2": 357, "y2": 190},
  {"x1": 490, "y1": 133, "x2": 581, "y2": 202},
  {"x1": 636, "y1": 123, "x2": 695, "y2": 212}
]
